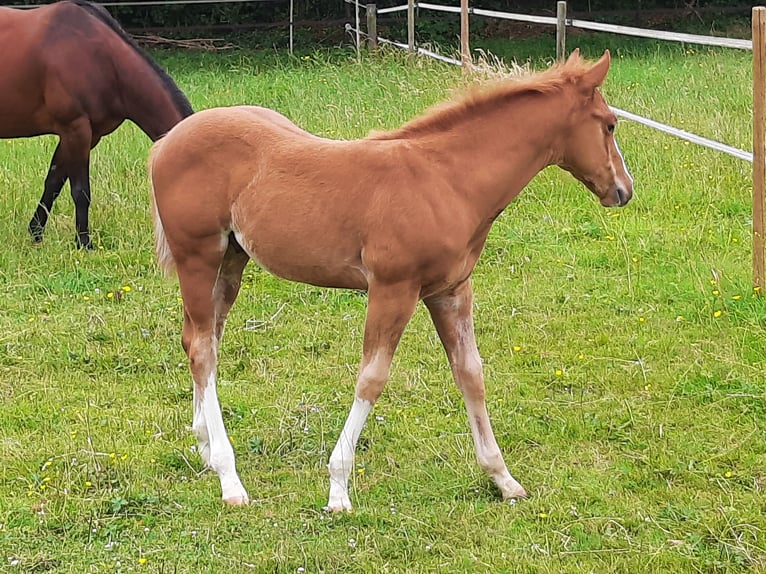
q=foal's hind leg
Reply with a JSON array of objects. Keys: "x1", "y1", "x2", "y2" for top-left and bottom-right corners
[
  {"x1": 178, "y1": 237, "x2": 249, "y2": 505},
  {"x1": 327, "y1": 281, "x2": 420, "y2": 511},
  {"x1": 28, "y1": 143, "x2": 68, "y2": 243},
  {"x1": 424, "y1": 280, "x2": 527, "y2": 500}
]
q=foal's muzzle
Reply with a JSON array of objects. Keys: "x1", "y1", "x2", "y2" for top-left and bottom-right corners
[{"x1": 599, "y1": 182, "x2": 633, "y2": 208}]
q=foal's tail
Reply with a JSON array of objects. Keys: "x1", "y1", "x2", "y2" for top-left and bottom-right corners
[{"x1": 148, "y1": 140, "x2": 176, "y2": 277}]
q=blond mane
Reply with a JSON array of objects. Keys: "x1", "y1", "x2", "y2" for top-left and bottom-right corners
[{"x1": 368, "y1": 54, "x2": 593, "y2": 141}]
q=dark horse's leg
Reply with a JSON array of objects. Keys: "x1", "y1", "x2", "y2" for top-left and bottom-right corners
[
  {"x1": 70, "y1": 155, "x2": 93, "y2": 250},
  {"x1": 28, "y1": 143, "x2": 68, "y2": 243},
  {"x1": 64, "y1": 120, "x2": 95, "y2": 249},
  {"x1": 29, "y1": 121, "x2": 96, "y2": 249}
]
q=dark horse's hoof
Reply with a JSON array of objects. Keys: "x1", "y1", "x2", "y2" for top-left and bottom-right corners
[
  {"x1": 76, "y1": 234, "x2": 95, "y2": 250},
  {"x1": 28, "y1": 224, "x2": 44, "y2": 244}
]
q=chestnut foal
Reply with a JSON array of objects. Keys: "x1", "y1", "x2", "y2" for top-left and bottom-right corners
[{"x1": 149, "y1": 50, "x2": 633, "y2": 509}]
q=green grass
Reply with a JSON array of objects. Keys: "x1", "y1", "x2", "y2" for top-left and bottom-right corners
[{"x1": 1, "y1": 42, "x2": 765, "y2": 572}]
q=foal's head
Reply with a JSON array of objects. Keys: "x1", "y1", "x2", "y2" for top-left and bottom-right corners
[{"x1": 557, "y1": 50, "x2": 633, "y2": 208}]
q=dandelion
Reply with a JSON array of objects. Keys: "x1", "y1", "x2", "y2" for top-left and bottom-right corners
[
  {"x1": 357, "y1": 467, "x2": 365, "y2": 476},
  {"x1": 85, "y1": 481, "x2": 92, "y2": 487},
  {"x1": 555, "y1": 369, "x2": 563, "y2": 377},
  {"x1": 577, "y1": 353, "x2": 584, "y2": 360},
  {"x1": 28, "y1": 317, "x2": 35, "y2": 322},
  {"x1": 83, "y1": 296, "x2": 90, "y2": 302},
  {"x1": 724, "y1": 471, "x2": 733, "y2": 478},
  {"x1": 120, "y1": 454, "x2": 128, "y2": 461},
  {"x1": 712, "y1": 290, "x2": 720, "y2": 296},
  {"x1": 109, "y1": 452, "x2": 116, "y2": 460},
  {"x1": 122, "y1": 286, "x2": 132, "y2": 293},
  {"x1": 107, "y1": 292, "x2": 114, "y2": 299},
  {"x1": 644, "y1": 384, "x2": 651, "y2": 391},
  {"x1": 713, "y1": 310, "x2": 723, "y2": 318},
  {"x1": 138, "y1": 557, "x2": 147, "y2": 566},
  {"x1": 732, "y1": 295, "x2": 741, "y2": 301},
  {"x1": 513, "y1": 345, "x2": 522, "y2": 352},
  {"x1": 538, "y1": 512, "x2": 549, "y2": 519},
  {"x1": 638, "y1": 317, "x2": 646, "y2": 324}
]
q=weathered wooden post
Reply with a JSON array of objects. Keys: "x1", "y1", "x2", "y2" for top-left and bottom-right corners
[
  {"x1": 367, "y1": 3, "x2": 377, "y2": 49},
  {"x1": 556, "y1": 1, "x2": 567, "y2": 61},
  {"x1": 461, "y1": 0, "x2": 470, "y2": 71},
  {"x1": 753, "y1": 6, "x2": 766, "y2": 290},
  {"x1": 408, "y1": 0, "x2": 415, "y2": 52}
]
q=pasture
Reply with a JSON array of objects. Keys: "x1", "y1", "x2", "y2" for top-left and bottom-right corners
[{"x1": 0, "y1": 40, "x2": 764, "y2": 573}]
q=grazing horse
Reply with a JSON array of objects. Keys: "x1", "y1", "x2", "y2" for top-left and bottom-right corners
[
  {"x1": 149, "y1": 50, "x2": 633, "y2": 509},
  {"x1": 0, "y1": 0, "x2": 193, "y2": 248}
]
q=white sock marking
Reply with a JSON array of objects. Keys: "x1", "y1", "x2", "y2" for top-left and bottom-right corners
[{"x1": 327, "y1": 397, "x2": 373, "y2": 510}]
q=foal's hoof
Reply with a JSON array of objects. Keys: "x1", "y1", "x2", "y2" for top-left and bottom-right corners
[
  {"x1": 503, "y1": 485, "x2": 529, "y2": 501},
  {"x1": 324, "y1": 494, "x2": 353, "y2": 513},
  {"x1": 223, "y1": 493, "x2": 250, "y2": 506}
]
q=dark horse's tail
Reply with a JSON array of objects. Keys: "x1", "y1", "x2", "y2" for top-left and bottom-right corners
[{"x1": 69, "y1": 0, "x2": 194, "y2": 119}]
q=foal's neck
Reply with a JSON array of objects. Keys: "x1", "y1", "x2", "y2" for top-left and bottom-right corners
[{"x1": 419, "y1": 90, "x2": 571, "y2": 216}]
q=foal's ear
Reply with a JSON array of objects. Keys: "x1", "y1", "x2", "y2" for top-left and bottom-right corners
[
  {"x1": 581, "y1": 50, "x2": 611, "y2": 90},
  {"x1": 565, "y1": 48, "x2": 581, "y2": 64}
]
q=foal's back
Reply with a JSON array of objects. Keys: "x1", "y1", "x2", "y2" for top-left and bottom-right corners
[{"x1": 150, "y1": 106, "x2": 467, "y2": 291}]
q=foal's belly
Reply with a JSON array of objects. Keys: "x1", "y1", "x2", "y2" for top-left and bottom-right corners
[{"x1": 232, "y1": 229, "x2": 369, "y2": 291}]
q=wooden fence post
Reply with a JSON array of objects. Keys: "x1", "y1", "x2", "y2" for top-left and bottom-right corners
[
  {"x1": 753, "y1": 6, "x2": 766, "y2": 291},
  {"x1": 556, "y1": 1, "x2": 567, "y2": 61},
  {"x1": 461, "y1": 0, "x2": 470, "y2": 70},
  {"x1": 408, "y1": 0, "x2": 415, "y2": 52},
  {"x1": 367, "y1": 3, "x2": 377, "y2": 49}
]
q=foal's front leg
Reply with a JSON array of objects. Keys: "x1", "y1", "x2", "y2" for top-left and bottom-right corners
[
  {"x1": 326, "y1": 282, "x2": 420, "y2": 511},
  {"x1": 424, "y1": 280, "x2": 527, "y2": 500}
]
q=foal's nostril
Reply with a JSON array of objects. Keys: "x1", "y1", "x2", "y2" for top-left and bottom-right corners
[{"x1": 616, "y1": 187, "x2": 630, "y2": 206}]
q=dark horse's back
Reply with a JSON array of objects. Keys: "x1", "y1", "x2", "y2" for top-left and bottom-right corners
[
  {"x1": 0, "y1": 1, "x2": 188, "y2": 140},
  {"x1": 0, "y1": 3, "x2": 117, "y2": 137}
]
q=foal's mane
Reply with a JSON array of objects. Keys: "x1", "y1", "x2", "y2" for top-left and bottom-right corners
[
  {"x1": 68, "y1": 0, "x2": 194, "y2": 119},
  {"x1": 368, "y1": 55, "x2": 592, "y2": 141}
]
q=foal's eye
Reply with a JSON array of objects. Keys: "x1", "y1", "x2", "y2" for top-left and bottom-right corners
[{"x1": 607, "y1": 124, "x2": 616, "y2": 133}]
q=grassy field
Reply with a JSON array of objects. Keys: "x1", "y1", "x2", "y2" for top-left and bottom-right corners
[{"x1": 0, "y1": 37, "x2": 765, "y2": 573}]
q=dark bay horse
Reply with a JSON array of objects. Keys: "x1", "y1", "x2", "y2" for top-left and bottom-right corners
[
  {"x1": 0, "y1": 0, "x2": 193, "y2": 248},
  {"x1": 149, "y1": 50, "x2": 633, "y2": 509}
]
